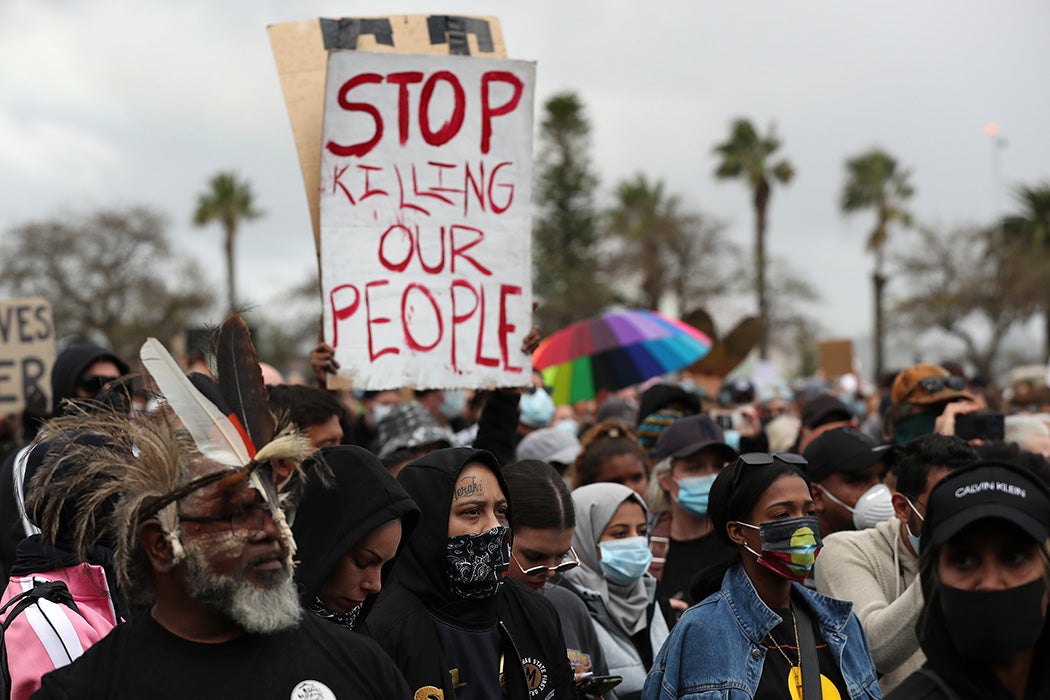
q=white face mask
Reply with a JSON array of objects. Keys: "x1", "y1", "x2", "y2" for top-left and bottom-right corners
[
  {"x1": 817, "y1": 482, "x2": 894, "y2": 530},
  {"x1": 372, "y1": 403, "x2": 394, "y2": 425}
]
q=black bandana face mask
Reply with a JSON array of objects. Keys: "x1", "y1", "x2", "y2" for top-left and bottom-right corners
[
  {"x1": 939, "y1": 577, "x2": 1048, "y2": 663},
  {"x1": 445, "y1": 525, "x2": 511, "y2": 600},
  {"x1": 307, "y1": 596, "x2": 361, "y2": 631}
]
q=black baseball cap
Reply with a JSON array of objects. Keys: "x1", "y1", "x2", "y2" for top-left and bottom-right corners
[
  {"x1": 802, "y1": 426, "x2": 892, "y2": 482},
  {"x1": 922, "y1": 461, "x2": 1050, "y2": 548},
  {"x1": 801, "y1": 393, "x2": 853, "y2": 430},
  {"x1": 654, "y1": 414, "x2": 736, "y2": 463}
]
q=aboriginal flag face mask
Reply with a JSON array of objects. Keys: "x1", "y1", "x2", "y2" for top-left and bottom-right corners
[{"x1": 735, "y1": 516, "x2": 823, "y2": 582}]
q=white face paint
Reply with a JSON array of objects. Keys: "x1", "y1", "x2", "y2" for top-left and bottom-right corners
[
  {"x1": 174, "y1": 464, "x2": 300, "y2": 632},
  {"x1": 249, "y1": 470, "x2": 297, "y2": 561}
]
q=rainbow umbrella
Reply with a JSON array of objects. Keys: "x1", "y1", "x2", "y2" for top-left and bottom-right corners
[{"x1": 532, "y1": 310, "x2": 713, "y2": 405}]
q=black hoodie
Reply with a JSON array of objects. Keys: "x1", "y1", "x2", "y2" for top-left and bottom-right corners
[
  {"x1": 1, "y1": 342, "x2": 128, "y2": 581},
  {"x1": 361, "y1": 447, "x2": 575, "y2": 699},
  {"x1": 49, "y1": 342, "x2": 130, "y2": 418},
  {"x1": 291, "y1": 445, "x2": 419, "y2": 627}
]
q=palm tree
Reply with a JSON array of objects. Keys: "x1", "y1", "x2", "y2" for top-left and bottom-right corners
[
  {"x1": 605, "y1": 174, "x2": 731, "y2": 315},
  {"x1": 713, "y1": 118, "x2": 795, "y2": 359},
  {"x1": 606, "y1": 175, "x2": 684, "y2": 310},
  {"x1": 193, "y1": 173, "x2": 264, "y2": 314},
  {"x1": 839, "y1": 148, "x2": 914, "y2": 379},
  {"x1": 1002, "y1": 182, "x2": 1050, "y2": 359}
]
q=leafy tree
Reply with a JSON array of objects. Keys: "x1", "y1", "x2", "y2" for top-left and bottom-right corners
[
  {"x1": 193, "y1": 172, "x2": 263, "y2": 315},
  {"x1": 532, "y1": 93, "x2": 614, "y2": 331},
  {"x1": 893, "y1": 224, "x2": 1039, "y2": 378},
  {"x1": 605, "y1": 174, "x2": 734, "y2": 315},
  {"x1": 713, "y1": 118, "x2": 795, "y2": 360},
  {"x1": 764, "y1": 256, "x2": 821, "y2": 350},
  {"x1": 0, "y1": 207, "x2": 213, "y2": 360},
  {"x1": 840, "y1": 148, "x2": 914, "y2": 379},
  {"x1": 244, "y1": 271, "x2": 323, "y2": 373},
  {"x1": 1002, "y1": 182, "x2": 1050, "y2": 359}
]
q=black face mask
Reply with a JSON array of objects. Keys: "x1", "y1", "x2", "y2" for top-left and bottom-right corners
[
  {"x1": 445, "y1": 526, "x2": 511, "y2": 600},
  {"x1": 939, "y1": 578, "x2": 1048, "y2": 663},
  {"x1": 307, "y1": 596, "x2": 361, "y2": 631}
]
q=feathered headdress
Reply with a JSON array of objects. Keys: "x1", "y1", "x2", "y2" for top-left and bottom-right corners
[
  {"x1": 27, "y1": 408, "x2": 201, "y2": 601},
  {"x1": 28, "y1": 315, "x2": 314, "y2": 601},
  {"x1": 138, "y1": 315, "x2": 313, "y2": 547},
  {"x1": 140, "y1": 315, "x2": 311, "y2": 471}
]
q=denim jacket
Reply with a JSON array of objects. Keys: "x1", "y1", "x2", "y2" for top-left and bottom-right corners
[{"x1": 643, "y1": 564, "x2": 882, "y2": 700}]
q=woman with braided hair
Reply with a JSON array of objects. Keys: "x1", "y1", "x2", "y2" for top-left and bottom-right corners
[{"x1": 571, "y1": 421, "x2": 652, "y2": 499}]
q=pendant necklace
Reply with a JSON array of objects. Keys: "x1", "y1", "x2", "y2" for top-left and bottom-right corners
[{"x1": 767, "y1": 605, "x2": 805, "y2": 699}]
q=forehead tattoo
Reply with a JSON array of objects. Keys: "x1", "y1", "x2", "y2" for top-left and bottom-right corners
[{"x1": 454, "y1": 474, "x2": 485, "y2": 502}]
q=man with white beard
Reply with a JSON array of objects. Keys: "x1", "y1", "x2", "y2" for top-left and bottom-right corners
[{"x1": 30, "y1": 411, "x2": 410, "y2": 699}]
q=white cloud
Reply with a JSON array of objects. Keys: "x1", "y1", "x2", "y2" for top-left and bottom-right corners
[
  {"x1": 1, "y1": 0, "x2": 1049, "y2": 364},
  {"x1": 0, "y1": 111, "x2": 124, "y2": 187}
]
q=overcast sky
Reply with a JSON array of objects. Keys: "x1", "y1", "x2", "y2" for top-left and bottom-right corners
[{"x1": 2, "y1": 0, "x2": 1048, "y2": 373}]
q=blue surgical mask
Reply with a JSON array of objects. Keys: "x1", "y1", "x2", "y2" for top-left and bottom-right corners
[
  {"x1": 675, "y1": 474, "x2": 717, "y2": 517},
  {"x1": 850, "y1": 399, "x2": 868, "y2": 420},
  {"x1": 598, "y1": 536, "x2": 653, "y2": 586},
  {"x1": 554, "y1": 418, "x2": 579, "y2": 436},
  {"x1": 520, "y1": 388, "x2": 555, "y2": 428},
  {"x1": 440, "y1": 390, "x2": 466, "y2": 420},
  {"x1": 905, "y1": 498, "x2": 924, "y2": 555}
]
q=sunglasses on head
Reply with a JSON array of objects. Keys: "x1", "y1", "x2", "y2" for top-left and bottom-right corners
[
  {"x1": 731, "y1": 452, "x2": 808, "y2": 490},
  {"x1": 903, "y1": 375, "x2": 965, "y2": 400}
]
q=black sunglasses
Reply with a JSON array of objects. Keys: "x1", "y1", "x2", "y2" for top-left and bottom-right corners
[
  {"x1": 77, "y1": 374, "x2": 122, "y2": 395},
  {"x1": 731, "y1": 452, "x2": 808, "y2": 490},
  {"x1": 903, "y1": 375, "x2": 965, "y2": 401}
]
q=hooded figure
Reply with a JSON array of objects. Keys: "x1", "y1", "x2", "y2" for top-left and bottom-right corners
[
  {"x1": 291, "y1": 446, "x2": 419, "y2": 631},
  {"x1": 49, "y1": 343, "x2": 130, "y2": 418},
  {"x1": 0, "y1": 343, "x2": 129, "y2": 582},
  {"x1": 361, "y1": 447, "x2": 574, "y2": 699}
]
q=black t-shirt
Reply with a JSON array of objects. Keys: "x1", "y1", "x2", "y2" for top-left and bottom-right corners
[
  {"x1": 755, "y1": 607, "x2": 849, "y2": 700},
  {"x1": 432, "y1": 615, "x2": 504, "y2": 700},
  {"x1": 656, "y1": 532, "x2": 726, "y2": 606},
  {"x1": 885, "y1": 669, "x2": 954, "y2": 700},
  {"x1": 33, "y1": 612, "x2": 411, "y2": 699}
]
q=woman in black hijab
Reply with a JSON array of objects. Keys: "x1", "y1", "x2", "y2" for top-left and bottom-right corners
[{"x1": 291, "y1": 445, "x2": 419, "y2": 631}]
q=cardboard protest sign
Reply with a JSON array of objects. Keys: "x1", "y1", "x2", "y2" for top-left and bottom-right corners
[
  {"x1": 0, "y1": 298, "x2": 54, "y2": 414},
  {"x1": 320, "y1": 51, "x2": 535, "y2": 390},
  {"x1": 819, "y1": 339, "x2": 854, "y2": 378},
  {"x1": 268, "y1": 15, "x2": 506, "y2": 251}
]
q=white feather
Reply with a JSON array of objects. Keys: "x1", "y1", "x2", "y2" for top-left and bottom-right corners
[{"x1": 139, "y1": 338, "x2": 251, "y2": 467}]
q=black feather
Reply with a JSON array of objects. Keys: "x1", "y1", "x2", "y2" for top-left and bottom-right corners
[{"x1": 214, "y1": 315, "x2": 275, "y2": 450}]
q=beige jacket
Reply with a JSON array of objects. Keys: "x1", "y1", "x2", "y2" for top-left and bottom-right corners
[{"x1": 814, "y1": 516, "x2": 924, "y2": 694}]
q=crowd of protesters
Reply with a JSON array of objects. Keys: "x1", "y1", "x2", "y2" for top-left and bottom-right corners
[{"x1": 0, "y1": 325, "x2": 1048, "y2": 700}]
